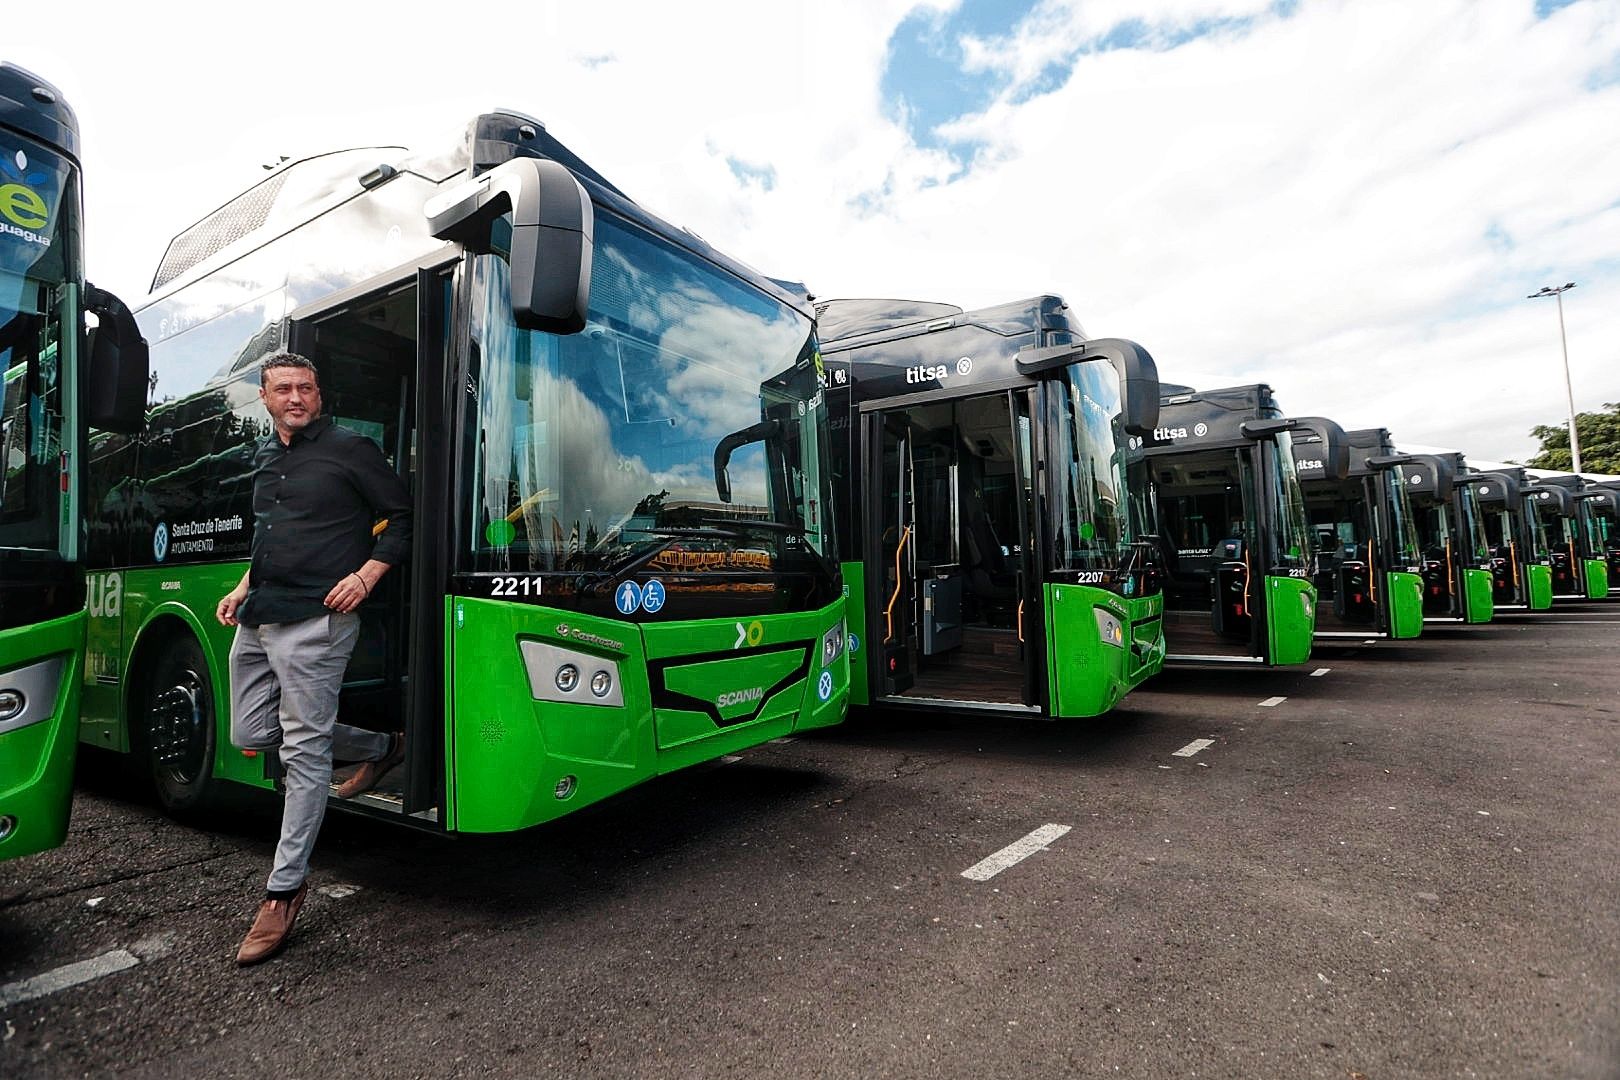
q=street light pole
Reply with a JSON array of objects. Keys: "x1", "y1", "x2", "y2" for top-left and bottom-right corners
[{"x1": 1528, "y1": 281, "x2": 1581, "y2": 475}]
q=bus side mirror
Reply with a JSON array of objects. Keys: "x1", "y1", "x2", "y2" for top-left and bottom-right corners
[
  {"x1": 1401, "y1": 454, "x2": 1454, "y2": 499},
  {"x1": 1015, "y1": 337, "x2": 1160, "y2": 436},
  {"x1": 713, "y1": 419, "x2": 781, "y2": 503},
  {"x1": 426, "y1": 156, "x2": 593, "y2": 334},
  {"x1": 83, "y1": 285, "x2": 149, "y2": 434},
  {"x1": 1243, "y1": 415, "x2": 1348, "y2": 481}
]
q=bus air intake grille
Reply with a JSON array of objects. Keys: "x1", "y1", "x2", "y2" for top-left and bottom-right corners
[
  {"x1": 480, "y1": 718, "x2": 505, "y2": 744},
  {"x1": 151, "y1": 171, "x2": 288, "y2": 291}
]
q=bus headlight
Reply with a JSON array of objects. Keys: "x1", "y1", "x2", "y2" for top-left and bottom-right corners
[
  {"x1": 822, "y1": 620, "x2": 846, "y2": 666},
  {"x1": 521, "y1": 640, "x2": 623, "y2": 708},
  {"x1": 0, "y1": 656, "x2": 64, "y2": 735},
  {"x1": 1094, "y1": 608, "x2": 1124, "y2": 648}
]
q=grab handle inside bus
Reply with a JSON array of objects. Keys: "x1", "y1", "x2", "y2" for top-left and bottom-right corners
[
  {"x1": 425, "y1": 156, "x2": 594, "y2": 334},
  {"x1": 713, "y1": 419, "x2": 782, "y2": 503}
]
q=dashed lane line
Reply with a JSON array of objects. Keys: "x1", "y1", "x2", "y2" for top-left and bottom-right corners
[
  {"x1": 1172, "y1": 738, "x2": 1215, "y2": 758},
  {"x1": 0, "y1": 933, "x2": 174, "y2": 1009},
  {"x1": 1310, "y1": 668, "x2": 1331, "y2": 677},
  {"x1": 961, "y1": 824, "x2": 1071, "y2": 882},
  {"x1": 1258, "y1": 696, "x2": 1287, "y2": 707}
]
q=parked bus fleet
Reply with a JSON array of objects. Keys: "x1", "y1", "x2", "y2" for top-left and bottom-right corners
[{"x1": 3, "y1": 72, "x2": 1614, "y2": 864}]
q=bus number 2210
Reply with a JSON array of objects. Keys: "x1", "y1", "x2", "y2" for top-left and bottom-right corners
[{"x1": 489, "y1": 576, "x2": 545, "y2": 598}]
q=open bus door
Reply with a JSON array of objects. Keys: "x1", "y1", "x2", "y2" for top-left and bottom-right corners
[{"x1": 865, "y1": 388, "x2": 1043, "y2": 711}]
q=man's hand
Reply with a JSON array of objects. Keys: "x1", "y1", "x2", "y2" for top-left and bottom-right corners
[
  {"x1": 325, "y1": 560, "x2": 389, "y2": 614},
  {"x1": 216, "y1": 585, "x2": 248, "y2": 626}
]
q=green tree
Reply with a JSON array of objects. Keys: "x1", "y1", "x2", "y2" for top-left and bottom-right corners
[{"x1": 1526, "y1": 402, "x2": 1620, "y2": 474}]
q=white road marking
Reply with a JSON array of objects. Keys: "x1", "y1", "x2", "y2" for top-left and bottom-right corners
[
  {"x1": 720, "y1": 755, "x2": 744, "y2": 765},
  {"x1": 317, "y1": 883, "x2": 361, "y2": 899},
  {"x1": 1258, "y1": 696, "x2": 1288, "y2": 707},
  {"x1": 1310, "y1": 668, "x2": 1331, "y2": 677},
  {"x1": 1172, "y1": 738, "x2": 1215, "y2": 758},
  {"x1": 0, "y1": 950, "x2": 139, "y2": 1008},
  {"x1": 961, "y1": 824, "x2": 1071, "y2": 882}
]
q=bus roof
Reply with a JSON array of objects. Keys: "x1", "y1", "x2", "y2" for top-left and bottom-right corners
[
  {"x1": 816, "y1": 294, "x2": 1077, "y2": 352},
  {"x1": 0, "y1": 62, "x2": 78, "y2": 163},
  {"x1": 144, "y1": 110, "x2": 808, "y2": 316}
]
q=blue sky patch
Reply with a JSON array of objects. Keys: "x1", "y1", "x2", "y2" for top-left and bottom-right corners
[
  {"x1": 725, "y1": 156, "x2": 777, "y2": 192},
  {"x1": 1534, "y1": 0, "x2": 1579, "y2": 17}
]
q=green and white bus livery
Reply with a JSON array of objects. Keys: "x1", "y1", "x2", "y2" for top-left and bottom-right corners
[
  {"x1": 82, "y1": 111, "x2": 846, "y2": 831},
  {"x1": 1, "y1": 63, "x2": 147, "y2": 861},
  {"x1": 1398, "y1": 452, "x2": 1493, "y2": 624},
  {"x1": 818, "y1": 296, "x2": 1164, "y2": 718},
  {"x1": 1292, "y1": 427, "x2": 1425, "y2": 640},
  {"x1": 1142, "y1": 383, "x2": 1346, "y2": 665},
  {"x1": 1472, "y1": 467, "x2": 1554, "y2": 612},
  {"x1": 1527, "y1": 474, "x2": 1610, "y2": 600}
]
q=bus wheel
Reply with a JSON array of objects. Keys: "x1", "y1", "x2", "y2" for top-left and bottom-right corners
[{"x1": 143, "y1": 636, "x2": 217, "y2": 812}]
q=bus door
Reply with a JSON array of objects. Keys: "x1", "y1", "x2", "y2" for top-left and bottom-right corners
[
  {"x1": 1153, "y1": 448, "x2": 1262, "y2": 660},
  {"x1": 288, "y1": 263, "x2": 453, "y2": 823},
  {"x1": 865, "y1": 390, "x2": 1041, "y2": 710}
]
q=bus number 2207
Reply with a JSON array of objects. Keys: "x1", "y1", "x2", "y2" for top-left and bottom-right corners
[{"x1": 489, "y1": 576, "x2": 545, "y2": 598}]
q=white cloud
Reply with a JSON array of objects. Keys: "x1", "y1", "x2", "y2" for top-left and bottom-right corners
[{"x1": 9, "y1": 0, "x2": 1618, "y2": 466}]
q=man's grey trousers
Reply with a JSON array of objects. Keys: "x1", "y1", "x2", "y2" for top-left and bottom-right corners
[{"x1": 228, "y1": 613, "x2": 389, "y2": 893}]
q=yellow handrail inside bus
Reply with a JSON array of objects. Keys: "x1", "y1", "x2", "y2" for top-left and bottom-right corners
[{"x1": 884, "y1": 525, "x2": 912, "y2": 644}]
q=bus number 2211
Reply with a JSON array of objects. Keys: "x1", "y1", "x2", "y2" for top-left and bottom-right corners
[{"x1": 490, "y1": 576, "x2": 545, "y2": 598}]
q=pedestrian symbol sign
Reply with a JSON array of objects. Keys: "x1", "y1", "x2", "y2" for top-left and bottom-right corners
[{"x1": 615, "y1": 580, "x2": 643, "y2": 615}]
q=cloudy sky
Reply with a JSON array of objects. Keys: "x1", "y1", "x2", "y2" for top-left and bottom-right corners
[{"x1": 10, "y1": 0, "x2": 1618, "y2": 461}]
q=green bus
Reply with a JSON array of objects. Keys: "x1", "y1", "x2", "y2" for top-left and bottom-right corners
[
  {"x1": 1397, "y1": 452, "x2": 1493, "y2": 624},
  {"x1": 1527, "y1": 474, "x2": 1610, "y2": 600},
  {"x1": 1, "y1": 63, "x2": 147, "y2": 861},
  {"x1": 1586, "y1": 481, "x2": 1620, "y2": 595},
  {"x1": 1292, "y1": 427, "x2": 1425, "y2": 640},
  {"x1": 1472, "y1": 467, "x2": 1554, "y2": 611},
  {"x1": 80, "y1": 110, "x2": 847, "y2": 831},
  {"x1": 1141, "y1": 383, "x2": 1346, "y2": 665},
  {"x1": 818, "y1": 296, "x2": 1164, "y2": 718}
]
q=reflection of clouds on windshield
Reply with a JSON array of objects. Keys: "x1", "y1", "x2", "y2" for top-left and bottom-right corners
[
  {"x1": 660, "y1": 295, "x2": 801, "y2": 439},
  {"x1": 592, "y1": 228, "x2": 806, "y2": 441}
]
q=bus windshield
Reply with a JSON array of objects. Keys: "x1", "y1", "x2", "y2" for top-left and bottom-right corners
[
  {"x1": 1, "y1": 134, "x2": 76, "y2": 559},
  {"x1": 1455, "y1": 480, "x2": 1490, "y2": 566},
  {"x1": 1047, "y1": 358, "x2": 1134, "y2": 571},
  {"x1": 1269, "y1": 432, "x2": 1311, "y2": 570},
  {"x1": 1382, "y1": 469, "x2": 1421, "y2": 565},
  {"x1": 467, "y1": 212, "x2": 835, "y2": 585}
]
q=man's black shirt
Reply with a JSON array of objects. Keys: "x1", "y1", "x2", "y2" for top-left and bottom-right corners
[{"x1": 237, "y1": 415, "x2": 413, "y2": 627}]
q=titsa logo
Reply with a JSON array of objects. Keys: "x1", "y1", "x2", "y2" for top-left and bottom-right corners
[{"x1": 0, "y1": 149, "x2": 52, "y2": 244}]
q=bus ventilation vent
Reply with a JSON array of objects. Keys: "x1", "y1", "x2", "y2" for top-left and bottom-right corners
[
  {"x1": 480, "y1": 719, "x2": 504, "y2": 744},
  {"x1": 151, "y1": 172, "x2": 289, "y2": 292}
]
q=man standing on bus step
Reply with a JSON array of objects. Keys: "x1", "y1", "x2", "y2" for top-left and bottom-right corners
[{"x1": 215, "y1": 351, "x2": 413, "y2": 967}]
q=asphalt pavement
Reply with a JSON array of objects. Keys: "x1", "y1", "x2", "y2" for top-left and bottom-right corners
[{"x1": 2, "y1": 606, "x2": 1617, "y2": 1079}]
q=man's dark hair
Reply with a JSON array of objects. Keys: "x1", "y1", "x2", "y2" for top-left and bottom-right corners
[{"x1": 259, "y1": 351, "x2": 319, "y2": 384}]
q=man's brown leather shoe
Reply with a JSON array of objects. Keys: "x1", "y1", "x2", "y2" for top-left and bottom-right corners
[
  {"x1": 334, "y1": 732, "x2": 405, "y2": 799},
  {"x1": 235, "y1": 882, "x2": 307, "y2": 966}
]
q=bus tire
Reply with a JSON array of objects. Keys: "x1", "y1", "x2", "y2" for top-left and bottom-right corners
[{"x1": 141, "y1": 635, "x2": 217, "y2": 813}]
